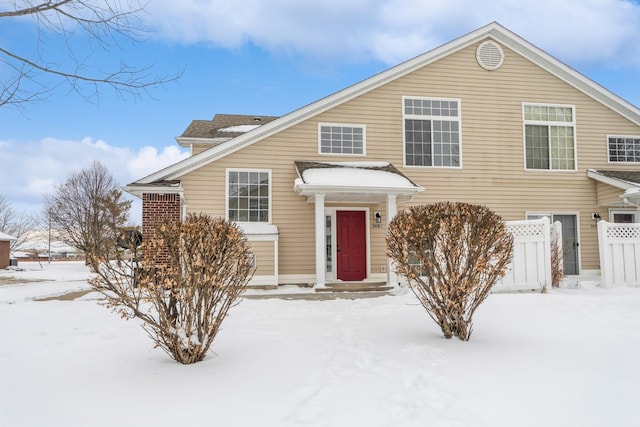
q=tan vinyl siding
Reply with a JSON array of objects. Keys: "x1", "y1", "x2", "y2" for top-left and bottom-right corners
[
  {"x1": 191, "y1": 145, "x2": 212, "y2": 156},
  {"x1": 180, "y1": 39, "x2": 640, "y2": 275},
  {"x1": 248, "y1": 241, "x2": 274, "y2": 276},
  {"x1": 596, "y1": 182, "x2": 627, "y2": 208}
]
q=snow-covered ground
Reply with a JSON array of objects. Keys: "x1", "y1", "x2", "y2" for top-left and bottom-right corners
[{"x1": 1, "y1": 262, "x2": 639, "y2": 427}]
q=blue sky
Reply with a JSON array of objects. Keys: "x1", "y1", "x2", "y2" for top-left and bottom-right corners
[{"x1": 2, "y1": 0, "x2": 640, "y2": 223}]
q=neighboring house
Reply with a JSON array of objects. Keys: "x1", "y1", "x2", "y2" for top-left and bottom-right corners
[
  {"x1": 0, "y1": 232, "x2": 16, "y2": 269},
  {"x1": 14, "y1": 229, "x2": 81, "y2": 260},
  {"x1": 126, "y1": 22, "x2": 640, "y2": 288}
]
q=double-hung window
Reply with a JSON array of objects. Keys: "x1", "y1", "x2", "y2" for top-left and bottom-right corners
[
  {"x1": 227, "y1": 170, "x2": 270, "y2": 222},
  {"x1": 608, "y1": 136, "x2": 640, "y2": 163},
  {"x1": 524, "y1": 104, "x2": 576, "y2": 170},
  {"x1": 319, "y1": 123, "x2": 365, "y2": 155},
  {"x1": 403, "y1": 97, "x2": 461, "y2": 167}
]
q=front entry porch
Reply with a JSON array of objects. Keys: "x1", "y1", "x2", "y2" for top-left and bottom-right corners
[{"x1": 293, "y1": 161, "x2": 424, "y2": 288}]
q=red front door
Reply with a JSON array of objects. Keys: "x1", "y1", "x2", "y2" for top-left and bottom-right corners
[{"x1": 336, "y1": 210, "x2": 366, "y2": 281}]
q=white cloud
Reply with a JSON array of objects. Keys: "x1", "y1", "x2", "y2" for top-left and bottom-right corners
[
  {"x1": 145, "y1": 0, "x2": 640, "y2": 66},
  {"x1": 0, "y1": 137, "x2": 189, "y2": 224},
  {"x1": 127, "y1": 145, "x2": 189, "y2": 179}
]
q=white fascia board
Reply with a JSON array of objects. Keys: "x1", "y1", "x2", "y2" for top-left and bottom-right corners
[
  {"x1": 123, "y1": 184, "x2": 184, "y2": 198},
  {"x1": 175, "y1": 136, "x2": 231, "y2": 147},
  {"x1": 586, "y1": 169, "x2": 639, "y2": 190}
]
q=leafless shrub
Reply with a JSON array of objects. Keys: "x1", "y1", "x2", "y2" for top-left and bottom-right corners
[
  {"x1": 88, "y1": 213, "x2": 254, "y2": 364},
  {"x1": 387, "y1": 202, "x2": 513, "y2": 341},
  {"x1": 551, "y1": 239, "x2": 565, "y2": 287}
]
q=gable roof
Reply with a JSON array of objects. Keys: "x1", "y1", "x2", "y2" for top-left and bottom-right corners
[
  {"x1": 177, "y1": 114, "x2": 279, "y2": 146},
  {"x1": 129, "y1": 21, "x2": 640, "y2": 187}
]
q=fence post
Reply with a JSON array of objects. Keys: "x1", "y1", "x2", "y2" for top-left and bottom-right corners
[
  {"x1": 597, "y1": 220, "x2": 610, "y2": 288},
  {"x1": 542, "y1": 217, "x2": 551, "y2": 290}
]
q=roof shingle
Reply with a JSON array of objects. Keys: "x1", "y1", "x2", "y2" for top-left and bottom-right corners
[{"x1": 180, "y1": 114, "x2": 279, "y2": 139}]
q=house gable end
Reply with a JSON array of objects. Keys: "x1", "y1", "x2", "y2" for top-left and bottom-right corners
[{"x1": 131, "y1": 22, "x2": 640, "y2": 186}]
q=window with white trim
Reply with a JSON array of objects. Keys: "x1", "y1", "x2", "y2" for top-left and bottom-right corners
[
  {"x1": 227, "y1": 170, "x2": 270, "y2": 222},
  {"x1": 610, "y1": 209, "x2": 636, "y2": 223},
  {"x1": 524, "y1": 104, "x2": 576, "y2": 170},
  {"x1": 319, "y1": 124, "x2": 365, "y2": 155},
  {"x1": 403, "y1": 97, "x2": 461, "y2": 167},
  {"x1": 608, "y1": 136, "x2": 640, "y2": 163}
]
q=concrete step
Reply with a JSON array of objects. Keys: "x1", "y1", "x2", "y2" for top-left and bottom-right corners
[{"x1": 316, "y1": 282, "x2": 393, "y2": 293}]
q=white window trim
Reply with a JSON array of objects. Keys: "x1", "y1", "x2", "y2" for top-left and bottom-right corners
[
  {"x1": 318, "y1": 122, "x2": 367, "y2": 156},
  {"x1": 609, "y1": 208, "x2": 637, "y2": 223},
  {"x1": 522, "y1": 102, "x2": 578, "y2": 172},
  {"x1": 402, "y1": 96, "x2": 463, "y2": 169},
  {"x1": 225, "y1": 168, "x2": 272, "y2": 224},
  {"x1": 606, "y1": 134, "x2": 640, "y2": 164}
]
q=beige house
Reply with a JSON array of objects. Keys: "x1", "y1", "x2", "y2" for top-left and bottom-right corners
[{"x1": 126, "y1": 22, "x2": 640, "y2": 288}]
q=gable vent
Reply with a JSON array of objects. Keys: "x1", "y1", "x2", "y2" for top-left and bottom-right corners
[{"x1": 476, "y1": 40, "x2": 504, "y2": 71}]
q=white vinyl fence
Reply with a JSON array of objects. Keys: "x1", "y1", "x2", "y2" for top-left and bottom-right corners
[
  {"x1": 598, "y1": 220, "x2": 640, "y2": 287},
  {"x1": 494, "y1": 217, "x2": 559, "y2": 292}
]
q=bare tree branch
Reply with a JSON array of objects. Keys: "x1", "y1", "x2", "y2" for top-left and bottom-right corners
[
  {"x1": 0, "y1": 194, "x2": 40, "y2": 250},
  {"x1": 44, "y1": 161, "x2": 131, "y2": 257},
  {"x1": 0, "y1": 0, "x2": 181, "y2": 108}
]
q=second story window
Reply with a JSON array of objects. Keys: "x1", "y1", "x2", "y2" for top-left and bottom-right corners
[
  {"x1": 403, "y1": 97, "x2": 461, "y2": 167},
  {"x1": 319, "y1": 124, "x2": 365, "y2": 155},
  {"x1": 608, "y1": 136, "x2": 640, "y2": 163},
  {"x1": 524, "y1": 104, "x2": 576, "y2": 170}
]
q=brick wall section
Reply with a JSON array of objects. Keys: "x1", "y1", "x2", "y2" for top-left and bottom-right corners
[
  {"x1": 0, "y1": 241, "x2": 10, "y2": 269},
  {"x1": 142, "y1": 193, "x2": 182, "y2": 265}
]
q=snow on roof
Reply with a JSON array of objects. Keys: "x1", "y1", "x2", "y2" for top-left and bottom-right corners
[
  {"x1": 302, "y1": 167, "x2": 415, "y2": 188},
  {"x1": 0, "y1": 231, "x2": 16, "y2": 241},
  {"x1": 294, "y1": 161, "x2": 421, "y2": 190}
]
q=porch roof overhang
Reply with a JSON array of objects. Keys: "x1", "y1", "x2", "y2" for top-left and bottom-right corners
[
  {"x1": 293, "y1": 161, "x2": 424, "y2": 203},
  {"x1": 587, "y1": 169, "x2": 640, "y2": 206},
  {"x1": 622, "y1": 187, "x2": 640, "y2": 205},
  {"x1": 587, "y1": 169, "x2": 640, "y2": 190}
]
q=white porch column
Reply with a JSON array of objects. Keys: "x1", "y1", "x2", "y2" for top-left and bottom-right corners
[
  {"x1": 315, "y1": 193, "x2": 326, "y2": 287},
  {"x1": 386, "y1": 194, "x2": 398, "y2": 287}
]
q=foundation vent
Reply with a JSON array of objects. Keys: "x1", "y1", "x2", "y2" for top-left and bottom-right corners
[{"x1": 476, "y1": 40, "x2": 504, "y2": 71}]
